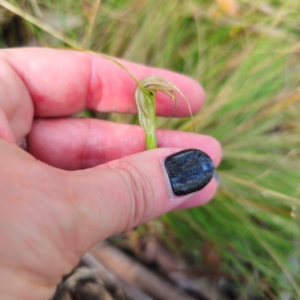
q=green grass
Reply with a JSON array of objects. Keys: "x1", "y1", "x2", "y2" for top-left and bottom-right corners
[{"x1": 1, "y1": 0, "x2": 300, "y2": 298}]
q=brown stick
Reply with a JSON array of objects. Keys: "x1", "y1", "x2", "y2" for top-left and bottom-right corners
[
  {"x1": 90, "y1": 242, "x2": 197, "y2": 300},
  {"x1": 82, "y1": 252, "x2": 153, "y2": 300}
]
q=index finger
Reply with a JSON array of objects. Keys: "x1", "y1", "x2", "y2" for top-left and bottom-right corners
[{"x1": 1, "y1": 48, "x2": 205, "y2": 117}]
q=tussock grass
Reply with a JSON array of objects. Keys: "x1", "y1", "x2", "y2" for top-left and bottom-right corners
[{"x1": 1, "y1": 0, "x2": 300, "y2": 297}]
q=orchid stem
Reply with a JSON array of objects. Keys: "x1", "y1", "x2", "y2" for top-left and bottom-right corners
[{"x1": 146, "y1": 133, "x2": 157, "y2": 150}]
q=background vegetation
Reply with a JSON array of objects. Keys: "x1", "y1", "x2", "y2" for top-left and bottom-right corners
[{"x1": 1, "y1": 0, "x2": 300, "y2": 298}]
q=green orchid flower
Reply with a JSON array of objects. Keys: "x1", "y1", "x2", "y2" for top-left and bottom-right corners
[{"x1": 135, "y1": 75, "x2": 194, "y2": 150}]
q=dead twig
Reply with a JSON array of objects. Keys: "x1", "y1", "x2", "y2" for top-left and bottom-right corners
[
  {"x1": 90, "y1": 242, "x2": 197, "y2": 300},
  {"x1": 82, "y1": 251, "x2": 153, "y2": 300}
]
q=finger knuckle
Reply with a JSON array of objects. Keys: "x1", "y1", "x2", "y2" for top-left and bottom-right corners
[{"x1": 110, "y1": 160, "x2": 155, "y2": 229}]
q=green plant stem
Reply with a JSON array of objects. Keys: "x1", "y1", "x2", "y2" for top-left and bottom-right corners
[{"x1": 146, "y1": 132, "x2": 157, "y2": 150}]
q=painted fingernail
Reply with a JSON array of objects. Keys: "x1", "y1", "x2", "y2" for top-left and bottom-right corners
[{"x1": 164, "y1": 149, "x2": 215, "y2": 196}]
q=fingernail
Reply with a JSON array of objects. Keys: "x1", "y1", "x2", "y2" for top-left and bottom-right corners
[
  {"x1": 164, "y1": 149, "x2": 215, "y2": 196},
  {"x1": 213, "y1": 172, "x2": 221, "y2": 187}
]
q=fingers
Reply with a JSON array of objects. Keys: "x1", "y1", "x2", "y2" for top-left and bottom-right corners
[
  {"x1": 0, "y1": 59, "x2": 33, "y2": 143},
  {"x1": 27, "y1": 118, "x2": 222, "y2": 170},
  {"x1": 63, "y1": 148, "x2": 217, "y2": 246},
  {"x1": 175, "y1": 179, "x2": 217, "y2": 210},
  {"x1": 28, "y1": 117, "x2": 221, "y2": 212},
  {"x1": 2, "y1": 48, "x2": 204, "y2": 118},
  {"x1": 1, "y1": 138, "x2": 216, "y2": 268}
]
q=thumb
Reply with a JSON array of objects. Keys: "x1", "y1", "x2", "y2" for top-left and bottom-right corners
[{"x1": 65, "y1": 148, "x2": 215, "y2": 250}]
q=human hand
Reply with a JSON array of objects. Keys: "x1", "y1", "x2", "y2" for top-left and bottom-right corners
[{"x1": 0, "y1": 48, "x2": 222, "y2": 300}]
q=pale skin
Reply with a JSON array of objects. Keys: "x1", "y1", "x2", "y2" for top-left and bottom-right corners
[{"x1": 0, "y1": 48, "x2": 222, "y2": 300}]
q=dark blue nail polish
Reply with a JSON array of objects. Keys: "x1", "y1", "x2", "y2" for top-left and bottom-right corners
[{"x1": 164, "y1": 149, "x2": 215, "y2": 196}]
